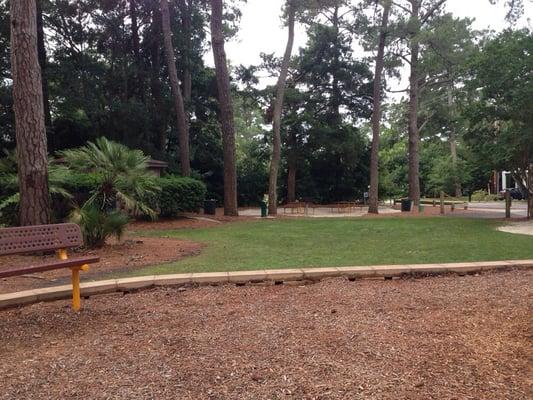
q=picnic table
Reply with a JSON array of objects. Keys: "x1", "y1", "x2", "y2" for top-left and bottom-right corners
[
  {"x1": 282, "y1": 202, "x2": 318, "y2": 215},
  {"x1": 330, "y1": 201, "x2": 364, "y2": 213}
]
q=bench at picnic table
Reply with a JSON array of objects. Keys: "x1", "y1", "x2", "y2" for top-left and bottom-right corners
[
  {"x1": 282, "y1": 202, "x2": 317, "y2": 214},
  {"x1": 0, "y1": 223, "x2": 99, "y2": 311},
  {"x1": 283, "y1": 202, "x2": 305, "y2": 213},
  {"x1": 330, "y1": 201, "x2": 364, "y2": 213}
]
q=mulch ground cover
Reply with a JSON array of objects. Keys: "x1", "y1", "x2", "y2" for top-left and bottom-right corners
[
  {"x1": 0, "y1": 269, "x2": 531, "y2": 399},
  {"x1": 0, "y1": 215, "x2": 225, "y2": 294}
]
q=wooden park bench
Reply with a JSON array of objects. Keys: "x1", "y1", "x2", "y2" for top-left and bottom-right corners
[
  {"x1": 0, "y1": 223, "x2": 99, "y2": 311},
  {"x1": 330, "y1": 201, "x2": 363, "y2": 213},
  {"x1": 282, "y1": 201, "x2": 317, "y2": 215},
  {"x1": 283, "y1": 202, "x2": 305, "y2": 214}
]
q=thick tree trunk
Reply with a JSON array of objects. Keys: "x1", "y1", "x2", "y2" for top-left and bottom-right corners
[
  {"x1": 407, "y1": 0, "x2": 421, "y2": 206},
  {"x1": 368, "y1": 1, "x2": 391, "y2": 214},
  {"x1": 287, "y1": 129, "x2": 297, "y2": 203},
  {"x1": 130, "y1": 0, "x2": 145, "y2": 102},
  {"x1": 36, "y1": 0, "x2": 53, "y2": 149},
  {"x1": 11, "y1": 0, "x2": 51, "y2": 226},
  {"x1": 447, "y1": 84, "x2": 461, "y2": 197},
  {"x1": 150, "y1": 6, "x2": 167, "y2": 152},
  {"x1": 210, "y1": 0, "x2": 238, "y2": 216},
  {"x1": 160, "y1": 0, "x2": 191, "y2": 176},
  {"x1": 449, "y1": 135, "x2": 461, "y2": 197},
  {"x1": 178, "y1": 0, "x2": 192, "y2": 103},
  {"x1": 331, "y1": 5, "x2": 341, "y2": 122},
  {"x1": 268, "y1": 1, "x2": 295, "y2": 216},
  {"x1": 287, "y1": 160, "x2": 296, "y2": 203},
  {"x1": 527, "y1": 163, "x2": 533, "y2": 219}
]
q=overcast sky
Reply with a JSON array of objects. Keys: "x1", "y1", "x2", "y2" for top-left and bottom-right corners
[{"x1": 206, "y1": 0, "x2": 532, "y2": 90}]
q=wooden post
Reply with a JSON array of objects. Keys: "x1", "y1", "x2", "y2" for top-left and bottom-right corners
[
  {"x1": 527, "y1": 163, "x2": 533, "y2": 219},
  {"x1": 505, "y1": 190, "x2": 511, "y2": 219},
  {"x1": 440, "y1": 191, "x2": 445, "y2": 215}
]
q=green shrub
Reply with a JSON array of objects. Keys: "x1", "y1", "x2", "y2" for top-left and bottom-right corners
[
  {"x1": 70, "y1": 205, "x2": 130, "y2": 248},
  {"x1": 471, "y1": 189, "x2": 488, "y2": 202},
  {"x1": 60, "y1": 137, "x2": 160, "y2": 219},
  {"x1": 63, "y1": 172, "x2": 101, "y2": 193},
  {"x1": 157, "y1": 176, "x2": 206, "y2": 217},
  {"x1": 0, "y1": 197, "x2": 18, "y2": 227},
  {"x1": 471, "y1": 189, "x2": 499, "y2": 202}
]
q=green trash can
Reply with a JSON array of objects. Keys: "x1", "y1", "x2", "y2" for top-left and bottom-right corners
[
  {"x1": 204, "y1": 199, "x2": 217, "y2": 215},
  {"x1": 260, "y1": 201, "x2": 268, "y2": 217},
  {"x1": 401, "y1": 198, "x2": 412, "y2": 212}
]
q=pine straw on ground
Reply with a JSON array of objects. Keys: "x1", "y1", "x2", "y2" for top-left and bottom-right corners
[{"x1": 0, "y1": 270, "x2": 531, "y2": 400}]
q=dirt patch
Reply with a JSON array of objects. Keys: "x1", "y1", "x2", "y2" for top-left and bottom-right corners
[
  {"x1": 0, "y1": 236, "x2": 202, "y2": 294},
  {"x1": 364, "y1": 204, "x2": 473, "y2": 218},
  {"x1": 131, "y1": 212, "x2": 260, "y2": 231},
  {"x1": 0, "y1": 269, "x2": 531, "y2": 399},
  {"x1": 498, "y1": 221, "x2": 533, "y2": 236}
]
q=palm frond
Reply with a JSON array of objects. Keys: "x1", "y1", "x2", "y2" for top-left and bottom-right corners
[{"x1": 61, "y1": 137, "x2": 161, "y2": 218}]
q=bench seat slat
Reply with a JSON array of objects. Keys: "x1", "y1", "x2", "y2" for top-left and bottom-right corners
[{"x1": 0, "y1": 256, "x2": 100, "y2": 279}]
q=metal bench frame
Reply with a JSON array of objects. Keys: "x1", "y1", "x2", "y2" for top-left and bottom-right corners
[{"x1": 0, "y1": 223, "x2": 99, "y2": 311}]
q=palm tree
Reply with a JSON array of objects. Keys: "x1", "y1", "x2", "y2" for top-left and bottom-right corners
[{"x1": 60, "y1": 137, "x2": 160, "y2": 218}]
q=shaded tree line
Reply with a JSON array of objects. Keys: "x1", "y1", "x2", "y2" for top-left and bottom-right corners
[{"x1": 3, "y1": 0, "x2": 531, "y2": 225}]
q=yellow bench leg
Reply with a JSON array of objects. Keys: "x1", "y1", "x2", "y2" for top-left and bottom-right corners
[
  {"x1": 71, "y1": 267, "x2": 81, "y2": 311},
  {"x1": 59, "y1": 249, "x2": 90, "y2": 312},
  {"x1": 70, "y1": 265, "x2": 89, "y2": 312}
]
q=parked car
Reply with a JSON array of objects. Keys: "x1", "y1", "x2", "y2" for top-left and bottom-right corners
[{"x1": 498, "y1": 188, "x2": 526, "y2": 200}]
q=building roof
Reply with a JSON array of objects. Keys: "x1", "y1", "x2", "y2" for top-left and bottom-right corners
[{"x1": 146, "y1": 159, "x2": 168, "y2": 169}]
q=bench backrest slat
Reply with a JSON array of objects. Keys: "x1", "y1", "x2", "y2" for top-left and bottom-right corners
[{"x1": 0, "y1": 223, "x2": 84, "y2": 256}]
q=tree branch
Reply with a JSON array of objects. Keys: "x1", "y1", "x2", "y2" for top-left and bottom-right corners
[
  {"x1": 392, "y1": 1, "x2": 411, "y2": 14},
  {"x1": 421, "y1": 0, "x2": 447, "y2": 24}
]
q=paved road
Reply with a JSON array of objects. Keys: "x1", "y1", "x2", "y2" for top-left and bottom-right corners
[{"x1": 460, "y1": 201, "x2": 528, "y2": 219}]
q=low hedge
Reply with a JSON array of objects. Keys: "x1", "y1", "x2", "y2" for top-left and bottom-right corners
[
  {"x1": 157, "y1": 176, "x2": 207, "y2": 217},
  {"x1": 62, "y1": 172, "x2": 101, "y2": 194},
  {"x1": 0, "y1": 173, "x2": 206, "y2": 224}
]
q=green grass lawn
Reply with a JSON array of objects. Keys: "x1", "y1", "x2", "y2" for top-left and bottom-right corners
[{"x1": 131, "y1": 217, "x2": 533, "y2": 275}]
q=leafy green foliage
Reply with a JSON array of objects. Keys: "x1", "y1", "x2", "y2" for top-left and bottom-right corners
[
  {"x1": 465, "y1": 29, "x2": 533, "y2": 153},
  {"x1": 464, "y1": 29, "x2": 533, "y2": 196},
  {"x1": 60, "y1": 137, "x2": 160, "y2": 218},
  {"x1": 471, "y1": 189, "x2": 498, "y2": 202},
  {"x1": 157, "y1": 176, "x2": 206, "y2": 217},
  {"x1": 0, "y1": 150, "x2": 72, "y2": 225},
  {"x1": 70, "y1": 205, "x2": 130, "y2": 248},
  {"x1": 260, "y1": 5, "x2": 374, "y2": 203},
  {"x1": 0, "y1": 0, "x2": 529, "y2": 209},
  {"x1": 427, "y1": 155, "x2": 472, "y2": 195},
  {"x1": 62, "y1": 173, "x2": 101, "y2": 196}
]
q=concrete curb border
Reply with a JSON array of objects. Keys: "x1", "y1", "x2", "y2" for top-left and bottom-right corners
[{"x1": 1, "y1": 260, "x2": 532, "y2": 310}]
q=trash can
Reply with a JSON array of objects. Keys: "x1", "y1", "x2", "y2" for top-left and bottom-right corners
[
  {"x1": 401, "y1": 198, "x2": 412, "y2": 212},
  {"x1": 204, "y1": 199, "x2": 217, "y2": 215},
  {"x1": 260, "y1": 201, "x2": 268, "y2": 218}
]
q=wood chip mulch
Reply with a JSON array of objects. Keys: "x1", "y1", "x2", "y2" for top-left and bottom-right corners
[{"x1": 0, "y1": 269, "x2": 531, "y2": 399}]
